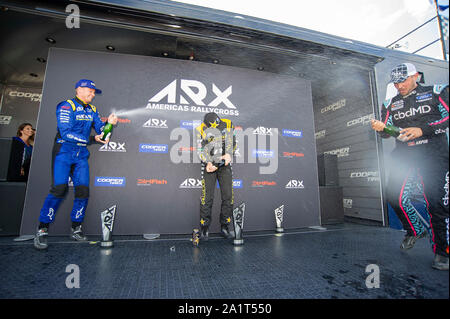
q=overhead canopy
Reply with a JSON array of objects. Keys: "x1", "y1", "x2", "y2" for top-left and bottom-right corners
[{"x1": 0, "y1": 0, "x2": 384, "y2": 88}]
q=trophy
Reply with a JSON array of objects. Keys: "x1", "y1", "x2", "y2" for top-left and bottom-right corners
[
  {"x1": 274, "y1": 205, "x2": 284, "y2": 233},
  {"x1": 192, "y1": 228, "x2": 200, "y2": 247},
  {"x1": 233, "y1": 203, "x2": 245, "y2": 245},
  {"x1": 100, "y1": 205, "x2": 117, "y2": 248}
]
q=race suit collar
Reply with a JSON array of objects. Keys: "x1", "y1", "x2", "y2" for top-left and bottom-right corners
[{"x1": 74, "y1": 96, "x2": 89, "y2": 107}]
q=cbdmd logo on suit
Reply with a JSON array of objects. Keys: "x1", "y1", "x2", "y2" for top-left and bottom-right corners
[{"x1": 393, "y1": 105, "x2": 431, "y2": 120}]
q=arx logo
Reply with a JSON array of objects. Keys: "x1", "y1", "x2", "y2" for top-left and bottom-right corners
[
  {"x1": 148, "y1": 79, "x2": 236, "y2": 109},
  {"x1": 180, "y1": 178, "x2": 202, "y2": 189},
  {"x1": 99, "y1": 142, "x2": 126, "y2": 152},
  {"x1": 253, "y1": 126, "x2": 273, "y2": 136},
  {"x1": 286, "y1": 180, "x2": 304, "y2": 189},
  {"x1": 143, "y1": 118, "x2": 168, "y2": 128}
]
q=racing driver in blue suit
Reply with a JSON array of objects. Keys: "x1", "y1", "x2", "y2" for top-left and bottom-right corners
[{"x1": 34, "y1": 79, "x2": 118, "y2": 250}]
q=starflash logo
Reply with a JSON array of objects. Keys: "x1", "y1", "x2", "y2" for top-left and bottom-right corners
[{"x1": 148, "y1": 79, "x2": 236, "y2": 109}]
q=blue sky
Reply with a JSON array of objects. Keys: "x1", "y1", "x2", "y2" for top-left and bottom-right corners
[{"x1": 173, "y1": 0, "x2": 449, "y2": 60}]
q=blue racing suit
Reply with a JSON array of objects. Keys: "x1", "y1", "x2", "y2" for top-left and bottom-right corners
[
  {"x1": 39, "y1": 97, "x2": 105, "y2": 225},
  {"x1": 380, "y1": 84, "x2": 449, "y2": 257}
]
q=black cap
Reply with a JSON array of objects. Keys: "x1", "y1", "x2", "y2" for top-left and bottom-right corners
[{"x1": 203, "y1": 112, "x2": 221, "y2": 128}]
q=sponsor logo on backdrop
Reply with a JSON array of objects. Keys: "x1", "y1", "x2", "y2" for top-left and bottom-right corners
[
  {"x1": 393, "y1": 105, "x2": 431, "y2": 120},
  {"x1": 178, "y1": 146, "x2": 197, "y2": 153},
  {"x1": 147, "y1": 79, "x2": 239, "y2": 116},
  {"x1": 282, "y1": 152, "x2": 304, "y2": 158},
  {"x1": 139, "y1": 144, "x2": 168, "y2": 153},
  {"x1": 251, "y1": 181, "x2": 276, "y2": 187},
  {"x1": 137, "y1": 178, "x2": 168, "y2": 185},
  {"x1": 143, "y1": 118, "x2": 168, "y2": 128},
  {"x1": 324, "y1": 147, "x2": 350, "y2": 157},
  {"x1": 347, "y1": 114, "x2": 374, "y2": 127},
  {"x1": 343, "y1": 198, "x2": 353, "y2": 209},
  {"x1": 320, "y1": 99, "x2": 346, "y2": 114},
  {"x1": 350, "y1": 171, "x2": 379, "y2": 182},
  {"x1": 282, "y1": 129, "x2": 303, "y2": 138},
  {"x1": 180, "y1": 178, "x2": 202, "y2": 189},
  {"x1": 315, "y1": 130, "x2": 326, "y2": 140},
  {"x1": 285, "y1": 180, "x2": 304, "y2": 189},
  {"x1": 99, "y1": 141, "x2": 126, "y2": 152},
  {"x1": 9, "y1": 90, "x2": 42, "y2": 102},
  {"x1": 101, "y1": 117, "x2": 131, "y2": 124},
  {"x1": 252, "y1": 149, "x2": 274, "y2": 158},
  {"x1": 95, "y1": 177, "x2": 126, "y2": 187},
  {"x1": 253, "y1": 126, "x2": 274, "y2": 136},
  {"x1": 216, "y1": 179, "x2": 243, "y2": 189},
  {"x1": 0, "y1": 115, "x2": 12, "y2": 125},
  {"x1": 180, "y1": 120, "x2": 202, "y2": 129}
]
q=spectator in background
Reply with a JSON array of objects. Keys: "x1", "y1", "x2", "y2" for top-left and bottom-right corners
[{"x1": 7, "y1": 122, "x2": 34, "y2": 182}]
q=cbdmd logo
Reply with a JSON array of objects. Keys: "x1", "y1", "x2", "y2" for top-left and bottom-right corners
[{"x1": 393, "y1": 105, "x2": 431, "y2": 120}]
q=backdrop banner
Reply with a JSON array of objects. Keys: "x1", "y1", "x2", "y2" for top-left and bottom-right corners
[{"x1": 20, "y1": 48, "x2": 320, "y2": 235}]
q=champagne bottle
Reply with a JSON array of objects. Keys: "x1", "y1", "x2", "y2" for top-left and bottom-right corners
[
  {"x1": 383, "y1": 125, "x2": 401, "y2": 137},
  {"x1": 101, "y1": 122, "x2": 113, "y2": 141}
]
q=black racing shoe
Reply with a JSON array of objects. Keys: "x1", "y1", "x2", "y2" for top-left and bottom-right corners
[
  {"x1": 34, "y1": 228, "x2": 48, "y2": 250},
  {"x1": 400, "y1": 232, "x2": 426, "y2": 250},
  {"x1": 432, "y1": 254, "x2": 449, "y2": 271},
  {"x1": 220, "y1": 224, "x2": 235, "y2": 239},
  {"x1": 70, "y1": 225, "x2": 88, "y2": 241},
  {"x1": 200, "y1": 226, "x2": 209, "y2": 241}
]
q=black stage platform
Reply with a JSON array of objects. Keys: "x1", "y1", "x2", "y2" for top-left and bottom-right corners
[{"x1": 0, "y1": 223, "x2": 447, "y2": 299}]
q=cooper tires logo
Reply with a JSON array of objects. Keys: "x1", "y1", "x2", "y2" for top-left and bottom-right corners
[
  {"x1": 9, "y1": 91, "x2": 42, "y2": 102},
  {"x1": 95, "y1": 177, "x2": 126, "y2": 187}
]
